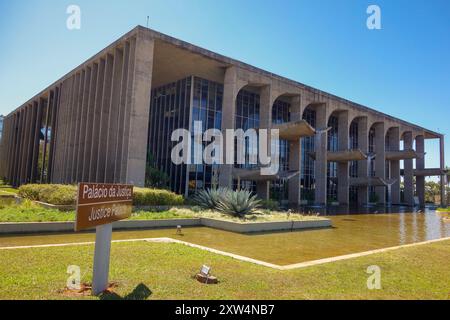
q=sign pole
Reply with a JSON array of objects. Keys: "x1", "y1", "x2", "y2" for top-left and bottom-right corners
[
  {"x1": 74, "y1": 183, "x2": 134, "y2": 296},
  {"x1": 92, "y1": 223, "x2": 113, "y2": 295}
]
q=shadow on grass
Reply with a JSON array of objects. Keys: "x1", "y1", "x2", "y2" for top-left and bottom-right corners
[{"x1": 99, "y1": 283, "x2": 152, "y2": 300}]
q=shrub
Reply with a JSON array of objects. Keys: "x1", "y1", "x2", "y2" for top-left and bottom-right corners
[
  {"x1": 369, "y1": 193, "x2": 380, "y2": 204},
  {"x1": 216, "y1": 189, "x2": 261, "y2": 218},
  {"x1": 18, "y1": 184, "x2": 184, "y2": 206},
  {"x1": 133, "y1": 187, "x2": 184, "y2": 206},
  {"x1": 18, "y1": 184, "x2": 77, "y2": 205},
  {"x1": 260, "y1": 199, "x2": 280, "y2": 211},
  {"x1": 191, "y1": 187, "x2": 231, "y2": 209}
]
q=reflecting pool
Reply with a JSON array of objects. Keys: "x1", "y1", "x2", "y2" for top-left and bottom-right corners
[{"x1": 1, "y1": 209, "x2": 449, "y2": 265}]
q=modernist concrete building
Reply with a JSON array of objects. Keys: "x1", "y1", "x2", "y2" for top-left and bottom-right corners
[
  {"x1": 0, "y1": 115, "x2": 3, "y2": 140},
  {"x1": 0, "y1": 26, "x2": 447, "y2": 207}
]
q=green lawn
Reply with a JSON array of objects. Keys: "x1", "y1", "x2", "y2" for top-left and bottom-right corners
[
  {"x1": 0, "y1": 239, "x2": 449, "y2": 300},
  {"x1": 0, "y1": 188, "x2": 18, "y2": 195},
  {"x1": 0, "y1": 201, "x2": 76, "y2": 222},
  {"x1": 0, "y1": 202, "x2": 323, "y2": 223}
]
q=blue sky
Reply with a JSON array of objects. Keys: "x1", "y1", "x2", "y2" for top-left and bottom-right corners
[{"x1": 0, "y1": 0, "x2": 449, "y2": 169}]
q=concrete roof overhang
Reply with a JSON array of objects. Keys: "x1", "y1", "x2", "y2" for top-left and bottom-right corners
[
  {"x1": 232, "y1": 168, "x2": 300, "y2": 182},
  {"x1": 136, "y1": 27, "x2": 442, "y2": 140},
  {"x1": 271, "y1": 120, "x2": 316, "y2": 141},
  {"x1": 3, "y1": 25, "x2": 443, "y2": 142},
  {"x1": 400, "y1": 168, "x2": 449, "y2": 177},
  {"x1": 385, "y1": 149, "x2": 424, "y2": 161},
  {"x1": 152, "y1": 40, "x2": 229, "y2": 88},
  {"x1": 349, "y1": 177, "x2": 397, "y2": 187},
  {"x1": 308, "y1": 149, "x2": 367, "y2": 162}
]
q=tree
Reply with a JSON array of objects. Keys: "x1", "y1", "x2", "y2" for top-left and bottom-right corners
[
  {"x1": 425, "y1": 181, "x2": 440, "y2": 203},
  {"x1": 145, "y1": 152, "x2": 170, "y2": 189}
]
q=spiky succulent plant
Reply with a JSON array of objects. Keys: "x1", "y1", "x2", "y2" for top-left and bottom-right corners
[
  {"x1": 191, "y1": 187, "x2": 231, "y2": 209},
  {"x1": 216, "y1": 189, "x2": 261, "y2": 218}
]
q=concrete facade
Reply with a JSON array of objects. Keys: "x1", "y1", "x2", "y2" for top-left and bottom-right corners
[{"x1": 0, "y1": 26, "x2": 447, "y2": 207}]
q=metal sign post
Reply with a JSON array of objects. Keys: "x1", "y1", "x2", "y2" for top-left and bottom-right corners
[
  {"x1": 92, "y1": 223, "x2": 113, "y2": 295},
  {"x1": 74, "y1": 183, "x2": 133, "y2": 296}
]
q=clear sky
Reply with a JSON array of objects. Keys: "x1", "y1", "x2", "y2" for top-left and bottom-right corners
[{"x1": 0, "y1": 0, "x2": 449, "y2": 169}]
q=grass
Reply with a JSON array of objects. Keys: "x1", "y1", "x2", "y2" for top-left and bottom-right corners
[
  {"x1": 0, "y1": 239, "x2": 449, "y2": 300},
  {"x1": 0, "y1": 200, "x2": 75, "y2": 222},
  {"x1": 0, "y1": 187, "x2": 18, "y2": 195},
  {"x1": 0, "y1": 202, "x2": 324, "y2": 223}
]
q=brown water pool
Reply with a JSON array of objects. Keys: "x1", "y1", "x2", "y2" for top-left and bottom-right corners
[{"x1": 1, "y1": 210, "x2": 449, "y2": 265}]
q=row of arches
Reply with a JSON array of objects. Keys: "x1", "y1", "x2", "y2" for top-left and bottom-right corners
[{"x1": 230, "y1": 83, "x2": 425, "y2": 205}]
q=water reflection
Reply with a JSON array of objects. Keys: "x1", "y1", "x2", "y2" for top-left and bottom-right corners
[{"x1": 1, "y1": 206, "x2": 449, "y2": 266}]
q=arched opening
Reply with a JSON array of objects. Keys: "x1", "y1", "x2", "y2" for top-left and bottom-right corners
[
  {"x1": 400, "y1": 131, "x2": 415, "y2": 204},
  {"x1": 269, "y1": 95, "x2": 292, "y2": 203},
  {"x1": 385, "y1": 127, "x2": 401, "y2": 204},
  {"x1": 327, "y1": 112, "x2": 339, "y2": 203},
  {"x1": 232, "y1": 85, "x2": 261, "y2": 192},
  {"x1": 300, "y1": 104, "x2": 318, "y2": 203},
  {"x1": 349, "y1": 118, "x2": 360, "y2": 203}
]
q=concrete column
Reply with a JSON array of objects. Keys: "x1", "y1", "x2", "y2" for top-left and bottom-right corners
[
  {"x1": 288, "y1": 96, "x2": 302, "y2": 204},
  {"x1": 440, "y1": 135, "x2": 446, "y2": 207},
  {"x1": 18, "y1": 106, "x2": 27, "y2": 184},
  {"x1": 219, "y1": 67, "x2": 239, "y2": 189},
  {"x1": 48, "y1": 87, "x2": 60, "y2": 182},
  {"x1": 256, "y1": 85, "x2": 274, "y2": 201},
  {"x1": 357, "y1": 117, "x2": 369, "y2": 205},
  {"x1": 403, "y1": 132, "x2": 414, "y2": 206},
  {"x1": 374, "y1": 123, "x2": 386, "y2": 204},
  {"x1": 90, "y1": 59, "x2": 106, "y2": 182},
  {"x1": 77, "y1": 68, "x2": 90, "y2": 182},
  {"x1": 314, "y1": 105, "x2": 328, "y2": 206},
  {"x1": 337, "y1": 111, "x2": 349, "y2": 204},
  {"x1": 288, "y1": 141, "x2": 301, "y2": 204},
  {"x1": 40, "y1": 96, "x2": 52, "y2": 182},
  {"x1": 97, "y1": 56, "x2": 113, "y2": 182},
  {"x1": 56, "y1": 79, "x2": 72, "y2": 183},
  {"x1": 12, "y1": 111, "x2": 24, "y2": 186},
  {"x1": 7, "y1": 114, "x2": 18, "y2": 183},
  {"x1": 0, "y1": 118, "x2": 6, "y2": 177},
  {"x1": 67, "y1": 72, "x2": 81, "y2": 183},
  {"x1": 77, "y1": 66, "x2": 92, "y2": 182},
  {"x1": 82, "y1": 66, "x2": 96, "y2": 182},
  {"x1": 26, "y1": 104, "x2": 38, "y2": 182},
  {"x1": 120, "y1": 38, "x2": 137, "y2": 183},
  {"x1": 0, "y1": 117, "x2": 7, "y2": 178},
  {"x1": 19, "y1": 106, "x2": 31, "y2": 184},
  {"x1": 415, "y1": 135, "x2": 425, "y2": 207},
  {"x1": 59, "y1": 76, "x2": 75, "y2": 183},
  {"x1": 105, "y1": 48, "x2": 124, "y2": 183},
  {"x1": 31, "y1": 101, "x2": 43, "y2": 183},
  {"x1": 389, "y1": 128, "x2": 401, "y2": 204},
  {"x1": 125, "y1": 31, "x2": 154, "y2": 186},
  {"x1": 114, "y1": 41, "x2": 131, "y2": 183}
]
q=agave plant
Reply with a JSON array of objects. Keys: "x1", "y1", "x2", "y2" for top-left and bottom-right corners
[
  {"x1": 191, "y1": 187, "x2": 231, "y2": 209},
  {"x1": 216, "y1": 189, "x2": 261, "y2": 218}
]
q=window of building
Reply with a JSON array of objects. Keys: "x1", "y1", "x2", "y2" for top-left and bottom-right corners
[
  {"x1": 349, "y1": 121, "x2": 359, "y2": 203},
  {"x1": 301, "y1": 108, "x2": 316, "y2": 202},
  {"x1": 233, "y1": 89, "x2": 260, "y2": 192},
  {"x1": 270, "y1": 99, "x2": 291, "y2": 202},
  {"x1": 327, "y1": 115, "x2": 338, "y2": 202}
]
